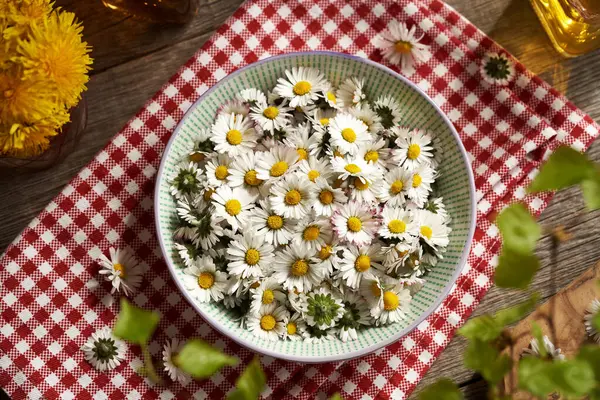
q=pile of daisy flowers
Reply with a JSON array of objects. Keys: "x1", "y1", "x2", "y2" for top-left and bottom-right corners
[{"x1": 168, "y1": 66, "x2": 451, "y2": 343}]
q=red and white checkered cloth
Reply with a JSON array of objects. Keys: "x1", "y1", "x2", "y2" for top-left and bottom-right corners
[{"x1": 1, "y1": 0, "x2": 598, "y2": 398}]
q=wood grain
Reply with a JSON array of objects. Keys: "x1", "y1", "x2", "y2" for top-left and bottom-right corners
[{"x1": 0, "y1": 0, "x2": 599, "y2": 396}]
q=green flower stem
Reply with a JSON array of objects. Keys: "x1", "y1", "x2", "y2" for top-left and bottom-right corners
[{"x1": 141, "y1": 344, "x2": 162, "y2": 384}]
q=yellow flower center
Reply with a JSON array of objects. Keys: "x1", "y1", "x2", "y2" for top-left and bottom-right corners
[
  {"x1": 267, "y1": 215, "x2": 284, "y2": 230},
  {"x1": 270, "y1": 161, "x2": 288, "y2": 177},
  {"x1": 287, "y1": 322, "x2": 297, "y2": 335},
  {"x1": 364, "y1": 150, "x2": 379, "y2": 163},
  {"x1": 319, "y1": 190, "x2": 334, "y2": 205},
  {"x1": 189, "y1": 152, "x2": 205, "y2": 163},
  {"x1": 388, "y1": 219, "x2": 406, "y2": 234},
  {"x1": 320, "y1": 118, "x2": 330, "y2": 126},
  {"x1": 260, "y1": 315, "x2": 277, "y2": 331},
  {"x1": 326, "y1": 91, "x2": 337, "y2": 104},
  {"x1": 412, "y1": 174, "x2": 422, "y2": 188},
  {"x1": 371, "y1": 282, "x2": 382, "y2": 297},
  {"x1": 344, "y1": 164, "x2": 361, "y2": 174},
  {"x1": 263, "y1": 106, "x2": 279, "y2": 119},
  {"x1": 225, "y1": 199, "x2": 242, "y2": 216},
  {"x1": 407, "y1": 143, "x2": 421, "y2": 160},
  {"x1": 353, "y1": 177, "x2": 369, "y2": 191},
  {"x1": 215, "y1": 165, "x2": 229, "y2": 180},
  {"x1": 226, "y1": 129, "x2": 242, "y2": 145},
  {"x1": 198, "y1": 272, "x2": 215, "y2": 289},
  {"x1": 383, "y1": 291, "x2": 400, "y2": 311},
  {"x1": 390, "y1": 180, "x2": 404, "y2": 194},
  {"x1": 341, "y1": 128, "x2": 357, "y2": 143},
  {"x1": 307, "y1": 170, "x2": 320, "y2": 182},
  {"x1": 203, "y1": 188, "x2": 215, "y2": 202},
  {"x1": 285, "y1": 189, "x2": 301, "y2": 205},
  {"x1": 245, "y1": 248, "x2": 260, "y2": 265},
  {"x1": 291, "y1": 259, "x2": 309, "y2": 276},
  {"x1": 297, "y1": 148, "x2": 308, "y2": 161},
  {"x1": 347, "y1": 216, "x2": 362, "y2": 232},
  {"x1": 354, "y1": 255, "x2": 371, "y2": 272},
  {"x1": 303, "y1": 226, "x2": 320, "y2": 241},
  {"x1": 421, "y1": 226, "x2": 433, "y2": 240},
  {"x1": 293, "y1": 80, "x2": 312, "y2": 95},
  {"x1": 113, "y1": 263, "x2": 125, "y2": 278},
  {"x1": 244, "y1": 170, "x2": 262, "y2": 186},
  {"x1": 318, "y1": 245, "x2": 332, "y2": 260},
  {"x1": 262, "y1": 289, "x2": 275, "y2": 304},
  {"x1": 394, "y1": 40, "x2": 413, "y2": 54}
]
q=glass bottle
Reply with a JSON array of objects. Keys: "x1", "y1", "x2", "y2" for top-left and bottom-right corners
[
  {"x1": 530, "y1": 0, "x2": 600, "y2": 57},
  {"x1": 101, "y1": 0, "x2": 198, "y2": 24}
]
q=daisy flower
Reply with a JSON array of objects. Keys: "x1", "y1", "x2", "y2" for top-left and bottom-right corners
[
  {"x1": 249, "y1": 277, "x2": 287, "y2": 314},
  {"x1": 381, "y1": 239, "x2": 418, "y2": 274},
  {"x1": 186, "y1": 128, "x2": 214, "y2": 163},
  {"x1": 247, "y1": 303, "x2": 289, "y2": 341},
  {"x1": 204, "y1": 154, "x2": 233, "y2": 188},
  {"x1": 481, "y1": 52, "x2": 515, "y2": 86},
  {"x1": 379, "y1": 206, "x2": 418, "y2": 241},
  {"x1": 330, "y1": 155, "x2": 379, "y2": 184},
  {"x1": 252, "y1": 199, "x2": 295, "y2": 246},
  {"x1": 193, "y1": 213, "x2": 226, "y2": 251},
  {"x1": 336, "y1": 76, "x2": 367, "y2": 108},
  {"x1": 238, "y1": 87, "x2": 267, "y2": 106},
  {"x1": 374, "y1": 20, "x2": 429, "y2": 71},
  {"x1": 310, "y1": 108, "x2": 338, "y2": 135},
  {"x1": 211, "y1": 185, "x2": 256, "y2": 232},
  {"x1": 272, "y1": 243, "x2": 324, "y2": 292},
  {"x1": 227, "y1": 151, "x2": 265, "y2": 197},
  {"x1": 337, "y1": 291, "x2": 371, "y2": 342},
  {"x1": 283, "y1": 312, "x2": 307, "y2": 341},
  {"x1": 328, "y1": 113, "x2": 370, "y2": 156},
  {"x1": 373, "y1": 95, "x2": 402, "y2": 129},
  {"x1": 250, "y1": 101, "x2": 292, "y2": 133},
  {"x1": 82, "y1": 327, "x2": 126, "y2": 372},
  {"x1": 303, "y1": 325, "x2": 336, "y2": 342},
  {"x1": 358, "y1": 138, "x2": 390, "y2": 169},
  {"x1": 98, "y1": 247, "x2": 143, "y2": 296},
  {"x1": 169, "y1": 161, "x2": 203, "y2": 200},
  {"x1": 297, "y1": 156, "x2": 334, "y2": 184},
  {"x1": 282, "y1": 122, "x2": 319, "y2": 162},
  {"x1": 377, "y1": 167, "x2": 412, "y2": 207},
  {"x1": 173, "y1": 221, "x2": 197, "y2": 242},
  {"x1": 337, "y1": 243, "x2": 383, "y2": 289},
  {"x1": 293, "y1": 216, "x2": 333, "y2": 252},
  {"x1": 226, "y1": 231, "x2": 274, "y2": 279},
  {"x1": 584, "y1": 299, "x2": 600, "y2": 343},
  {"x1": 359, "y1": 275, "x2": 384, "y2": 308},
  {"x1": 391, "y1": 128, "x2": 434, "y2": 171},
  {"x1": 416, "y1": 209, "x2": 450, "y2": 251},
  {"x1": 322, "y1": 85, "x2": 339, "y2": 109},
  {"x1": 312, "y1": 177, "x2": 347, "y2": 217},
  {"x1": 269, "y1": 173, "x2": 314, "y2": 219},
  {"x1": 349, "y1": 103, "x2": 383, "y2": 134},
  {"x1": 211, "y1": 113, "x2": 258, "y2": 157},
  {"x1": 407, "y1": 164, "x2": 435, "y2": 207},
  {"x1": 174, "y1": 242, "x2": 199, "y2": 268},
  {"x1": 273, "y1": 67, "x2": 329, "y2": 108},
  {"x1": 304, "y1": 287, "x2": 345, "y2": 329},
  {"x1": 255, "y1": 145, "x2": 299, "y2": 182},
  {"x1": 349, "y1": 174, "x2": 381, "y2": 204},
  {"x1": 311, "y1": 238, "x2": 343, "y2": 277},
  {"x1": 371, "y1": 279, "x2": 412, "y2": 325},
  {"x1": 162, "y1": 338, "x2": 191, "y2": 385},
  {"x1": 331, "y1": 201, "x2": 379, "y2": 246},
  {"x1": 217, "y1": 99, "x2": 249, "y2": 117},
  {"x1": 288, "y1": 289, "x2": 309, "y2": 314},
  {"x1": 183, "y1": 255, "x2": 228, "y2": 303},
  {"x1": 523, "y1": 336, "x2": 565, "y2": 360}
]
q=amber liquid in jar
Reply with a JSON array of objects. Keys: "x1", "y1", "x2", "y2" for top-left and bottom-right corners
[
  {"x1": 530, "y1": 0, "x2": 600, "y2": 57},
  {"x1": 101, "y1": 0, "x2": 198, "y2": 24}
]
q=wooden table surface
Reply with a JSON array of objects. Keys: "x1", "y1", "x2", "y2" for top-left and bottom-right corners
[{"x1": 2, "y1": 0, "x2": 600, "y2": 398}]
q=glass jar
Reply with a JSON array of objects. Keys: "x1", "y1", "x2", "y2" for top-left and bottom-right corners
[{"x1": 101, "y1": 0, "x2": 199, "y2": 24}]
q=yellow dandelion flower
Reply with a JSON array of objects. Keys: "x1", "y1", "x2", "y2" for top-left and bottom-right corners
[
  {"x1": 0, "y1": 66, "x2": 56, "y2": 122},
  {"x1": 0, "y1": 109, "x2": 67, "y2": 156},
  {"x1": 18, "y1": 10, "x2": 92, "y2": 108},
  {"x1": 3, "y1": 0, "x2": 53, "y2": 38}
]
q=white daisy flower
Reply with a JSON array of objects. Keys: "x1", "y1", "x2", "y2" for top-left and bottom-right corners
[
  {"x1": 481, "y1": 52, "x2": 515, "y2": 86},
  {"x1": 98, "y1": 247, "x2": 143, "y2": 296},
  {"x1": 273, "y1": 67, "x2": 329, "y2": 108},
  {"x1": 204, "y1": 154, "x2": 233, "y2": 188},
  {"x1": 288, "y1": 289, "x2": 309, "y2": 314},
  {"x1": 303, "y1": 326, "x2": 336, "y2": 342},
  {"x1": 247, "y1": 303, "x2": 289, "y2": 341},
  {"x1": 272, "y1": 243, "x2": 324, "y2": 292},
  {"x1": 310, "y1": 108, "x2": 338, "y2": 135},
  {"x1": 337, "y1": 243, "x2": 383, "y2": 289},
  {"x1": 211, "y1": 113, "x2": 258, "y2": 157},
  {"x1": 169, "y1": 161, "x2": 203, "y2": 201},
  {"x1": 373, "y1": 95, "x2": 402, "y2": 129},
  {"x1": 312, "y1": 177, "x2": 347, "y2": 217},
  {"x1": 584, "y1": 299, "x2": 600, "y2": 343},
  {"x1": 226, "y1": 231, "x2": 274, "y2": 279},
  {"x1": 211, "y1": 185, "x2": 256, "y2": 232},
  {"x1": 336, "y1": 76, "x2": 367, "y2": 109},
  {"x1": 237, "y1": 88, "x2": 267, "y2": 106},
  {"x1": 330, "y1": 155, "x2": 379, "y2": 184},
  {"x1": 227, "y1": 151, "x2": 265, "y2": 197},
  {"x1": 349, "y1": 103, "x2": 383, "y2": 134},
  {"x1": 162, "y1": 338, "x2": 191, "y2": 385},
  {"x1": 337, "y1": 291, "x2": 371, "y2": 342},
  {"x1": 416, "y1": 209, "x2": 450, "y2": 250},
  {"x1": 331, "y1": 201, "x2": 379, "y2": 246},
  {"x1": 377, "y1": 167, "x2": 412, "y2": 207},
  {"x1": 250, "y1": 102, "x2": 293, "y2": 133},
  {"x1": 186, "y1": 128, "x2": 215, "y2": 163},
  {"x1": 303, "y1": 287, "x2": 345, "y2": 330},
  {"x1": 269, "y1": 173, "x2": 314, "y2": 219},
  {"x1": 282, "y1": 312, "x2": 307, "y2": 341},
  {"x1": 192, "y1": 213, "x2": 226, "y2": 251},
  {"x1": 217, "y1": 99, "x2": 249, "y2": 118},
  {"x1": 391, "y1": 128, "x2": 434, "y2": 171},
  {"x1": 359, "y1": 274, "x2": 384, "y2": 309},
  {"x1": 297, "y1": 156, "x2": 334, "y2": 184},
  {"x1": 381, "y1": 239, "x2": 418, "y2": 274},
  {"x1": 358, "y1": 138, "x2": 390, "y2": 169},
  {"x1": 255, "y1": 145, "x2": 299, "y2": 182},
  {"x1": 174, "y1": 242, "x2": 199, "y2": 268},
  {"x1": 183, "y1": 255, "x2": 228, "y2": 303},
  {"x1": 349, "y1": 174, "x2": 382, "y2": 204},
  {"x1": 328, "y1": 113, "x2": 370, "y2": 156},
  {"x1": 374, "y1": 20, "x2": 429, "y2": 71},
  {"x1": 379, "y1": 206, "x2": 418, "y2": 241},
  {"x1": 249, "y1": 277, "x2": 287, "y2": 314},
  {"x1": 371, "y1": 279, "x2": 412, "y2": 325},
  {"x1": 407, "y1": 164, "x2": 435, "y2": 207},
  {"x1": 82, "y1": 327, "x2": 126, "y2": 372},
  {"x1": 322, "y1": 85, "x2": 339, "y2": 109},
  {"x1": 523, "y1": 336, "x2": 565, "y2": 360},
  {"x1": 252, "y1": 199, "x2": 295, "y2": 246},
  {"x1": 293, "y1": 216, "x2": 333, "y2": 252},
  {"x1": 311, "y1": 238, "x2": 343, "y2": 277}
]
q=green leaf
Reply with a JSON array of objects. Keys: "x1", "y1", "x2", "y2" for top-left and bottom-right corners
[
  {"x1": 464, "y1": 340, "x2": 512, "y2": 384},
  {"x1": 496, "y1": 204, "x2": 541, "y2": 255},
  {"x1": 582, "y1": 169, "x2": 600, "y2": 210},
  {"x1": 494, "y1": 293, "x2": 539, "y2": 326},
  {"x1": 174, "y1": 339, "x2": 237, "y2": 379},
  {"x1": 531, "y1": 322, "x2": 547, "y2": 358},
  {"x1": 528, "y1": 146, "x2": 595, "y2": 193},
  {"x1": 518, "y1": 357, "x2": 557, "y2": 397},
  {"x1": 328, "y1": 393, "x2": 343, "y2": 400},
  {"x1": 458, "y1": 315, "x2": 503, "y2": 342},
  {"x1": 576, "y1": 345, "x2": 600, "y2": 378},
  {"x1": 418, "y1": 379, "x2": 463, "y2": 400},
  {"x1": 112, "y1": 298, "x2": 160, "y2": 345},
  {"x1": 519, "y1": 357, "x2": 596, "y2": 398},
  {"x1": 227, "y1": 357, "x2": 266, "y2": 400},
  {"x1": 554, "y1": 359, "x2": 596, "y2": 397},
  {"x1": 494, "y1": 248, "x2": 540, "y2": 289}
]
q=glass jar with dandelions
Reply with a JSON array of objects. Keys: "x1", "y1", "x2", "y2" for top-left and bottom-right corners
[{"x1": 0, "y1": 0, "x2": 92, "y2": 170}]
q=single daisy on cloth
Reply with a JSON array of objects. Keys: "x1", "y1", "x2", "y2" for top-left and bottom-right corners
[
  {"x1": 169, "y1": 161, "x2": 203, "y2": 201},
  {"x1": 371, "y1": 279, "x2": 412, "y2": 325},
  {"x1": 522, "y1": 335, "x2": 565, "y2": 360},
  {"x1": 226, "y1": 230, "x2": 274, "y2": 279},
  {"x1": 183, "y1": 255, "x2": 228, "y2": 303},
  {"x1": 336, "y1": 243, "x2": 383, "y2": 289},
  {"x1": 255, "y1": 145, "x2": 299, "y2": 182},
  {"x1": 249, "y1": 277, "x2": 287, "y2": 314},
  {"x1": 282, "y1": 312, "x2": 308, "y2": 341},
  {"x1": 332, "y1": 201, "x2": 379, "y2": 246},
  {"x1": 247, "y1": 303, "x2": 289, "y2": 341},
  {"x1": 226, "y1": 151, "x2": 265, "y2": 197},
  {"x1": 303, "y1": 287, "x2": 345, "y2": 330},
  {"x1": 269, "y1": 173, "x2": 314, "y2": 219},
  {"x1": 272, "y1": 243, "x2": 324, "y2": 292},
  {"x1": 328, "y1": 113, "x2": 370, "y2": 156},
  {"x1": 250, "y1": 101, "x2": 292, "y2": 133},
  {"x1": 98, "y1": 247, "x2": 143, "y2": 296},
  {"x1": 374, "y1": 20, "x2": 429, "y2": 72},
  {"x1": 211, "y1": 185, "x2": 256, "y2": 232},
  {"x1": 211, "y1": 113, "x2": 258, "y2": 157},
  {"x1": 162, "y1": 338, "x2": 191, "y2": 385},
  {"x1": 480, "y1": 52, "x2": 516, "y2": 86},
  {"x1": 391, "y1": 128, "x2": 434, "y2": 171},
  {"x1": 312, "y1": 177, "x2": 347, "y2": 217},
  {"x1": 204, "y1": 153, "x2": 233, "y2": 188},
  {"x1": 273, "y1": 66, "x2": 328, "y2": 108},
  {"x1": 82, "y1": 327, "x2": 126, "y2": 371},
  {"x1": 336, "y1": 76, "x2": 367, "y2": 109},
  {"x1": 297, "y1": 156, "x2": 334, "y2": 184},
  {"x1": 252, "y1": 199, "x2": 296, "y2": 246},
  {"x1": 292, "y1": 215, "x2": 333, "y2": 252},
  {"x1": 584, "y1": 299, "x2": 600, "y2": 343},
  {"x1": 337, "y1": 291, "x2": 372, "y2": 342},
  {"x1": 379, "y1": 206, "x2": 418, "y2": 241}
]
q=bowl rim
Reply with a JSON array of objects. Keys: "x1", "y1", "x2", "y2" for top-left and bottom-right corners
[{"x1": 154, "y1": 50, "x2": 477, "y2": 364}]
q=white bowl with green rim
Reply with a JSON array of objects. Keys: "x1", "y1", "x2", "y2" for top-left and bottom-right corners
[{"x1": 155, "y1": 51, "x2": 476, "y2": 363}]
